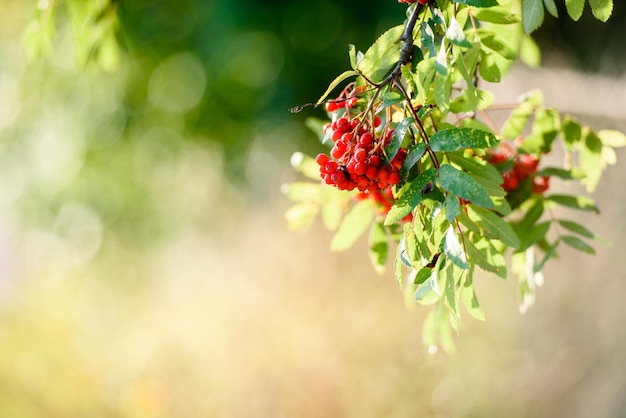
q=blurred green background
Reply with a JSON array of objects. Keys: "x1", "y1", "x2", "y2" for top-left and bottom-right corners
[{"x1": 0, "y1": 0, "x2": 625, "y2": 416}]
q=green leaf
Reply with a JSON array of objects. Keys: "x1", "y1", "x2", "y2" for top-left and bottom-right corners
[
  {"x1": 315, "y1": 70, "x2": 358, "y2": 106},
  {"x1": 561, "y1": 235, "x2": 596, "y2": 255},
  {"x1": 598, "y1": 129, "x2": 626, "y2": 148},
  {"x1": 461, "y1": 282, "x2": 486, "y2": 320},
  {"x1": 580, "y1": 129, "x2": 603, "y2": 192},
  {"x1": 348, "y1": 44, "x2": 358, "y2": 69},
  {"x1": 438, "y1": 164, "x2": 494, "y2": 209},
  {"x1": 477, "y1": 30, "x2": 517, "y2": 60},
  {"x1": 430, "y1": 128, "x2": 499, "y2": 152},
  {"x1": 466, "y1": 238, "x2": 507, "y2": 278},
  {"x1": 282, "y1": 182, "x2": 321, "y2": 203},
  {"x1": 467, "y1": 205, "x2": 520, "y2": 248},
  {"x1": 566, "y1": 0, "x2": 585, "y2": 21},
  {"x1": 414, "y1": 267, "x2": 434, "y2": 285},
  {"x1": 385, "y1": 169, "x2": 437, "y2": 226},
  {"x1": 522, "y1": 0, "x2": 545, "y2": 34},
  {"x1": 589, "y1": 0, "x2": 612, "y2": 21},
  {"x1": 558, "y1": 220, "x2": 595, "y2": 239},
  {"x1": 357, "y1": 25, "x2": 404, "y2": 83},
  {"x1": 446, "y1": 16, "x2": 472, "y2": 48},
  {"x1": 520, "y1": 35, "x2": 541, "y2": 68},
  {"x1": 519, "y1": 108, "x2": 560, "y2": 155},
  {"x1": 513, "y1": 198, "x2": 544, "y2": 231},
  {"x1": 501, "y1": 100, "x2": 534, "y2": 139},
  {"x1": 536, "y1": 167, "x2": 584, "y2": 180},
  {"x1": 444, "y1": 225, "x2": 469, "y2": 269},
  {"x1": 479, "y1": 48, "x2": 501, "y2": 83},
  {"x1": 472, "y1": 7, "x2": 521, "y2": 24},
  {"x1": 517, "y1": 221, "x2": 551, "y2": 252},
  {"x1": 561, "y1": 115, "x2": 582, "y2": 149},
  {"x1": 547, "y1": 194, "x2": 599, "y2": 213},
  {"x1": 385, "y1": 117, "x2": 414, "y2": 164},
  {"x1": 543, "y1": 0, "x2": 559, "y2": 17},
  {"x1": 445, "y1": 194, "x2": 461, "y2": 223},
  {"x1": 369, "y1": 221, "x2": 388, "y2": 274},
  {"x1": 421, "y1": 22, "x2": 437, "y2": 58},
  {"x1": 331, "y1": 200, "x2": 374, "y2": 251},
  {"x1": 434, "y1": 72, "x2": 451, "y2": 113},
  {"x1": 447, "y1": 153, "x2": 503, "y2": 185},
  {"x1": 394, "y1": 251, "x2": 404, "y2": 290},
  {"x1": 452, "y1": 0, "x2": 498, "y2": 7},
  {"x1": 285, "y1": 203, "x2": 319, "y2": 231}
]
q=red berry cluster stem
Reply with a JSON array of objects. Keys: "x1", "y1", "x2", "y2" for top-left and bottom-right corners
[
  {"x1": 398, "y1": 0, "x2": 428, "y2": 4},
  {"x1": 316, "y1": 116, "x2": 405, "y2": 192},
  {"x1": 488, "y1": 140, "x2": 550, "y2": 195},
  {"x1": 325, "y1": 84, "x2": 360, "y2": 113}
]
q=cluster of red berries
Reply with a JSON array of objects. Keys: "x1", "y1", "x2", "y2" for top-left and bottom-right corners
[
  {"x1": 315, "y1": 116, "x2": 406, "y2": 192},
  {"x1": 488, "y1": 142, "x2": 550, "y2": 195}
]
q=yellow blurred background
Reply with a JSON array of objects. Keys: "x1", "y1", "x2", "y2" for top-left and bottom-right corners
[{"x1": 0, "y1": 0, "x2": 625, "y2": 417}]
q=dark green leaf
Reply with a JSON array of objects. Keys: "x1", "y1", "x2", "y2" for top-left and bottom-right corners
[
  {"x1": 452, "y1": 0, "x2": 498, "y2": 7},
  {"x1": 438, "y1": 164, "x2": 494, "y2": 209},
  {"x1": 331, "y1": 200, "x2": 374, "y2": 250},
  {"x1": 514, "y1": 198, "x2": 544, "y2": 231},
  {"x1": 547, "y1": 194, "x2": 599, "y2": 213},
  {"x1": 558, "y1": 220, "x2": 595, "y2": 239},
  {"x1": 430, "y1": 128, "x2": 498, "y2": 152},
  {"x1": 566, "y1": 0, "x2": 585, "y2": 20},
  {"x1": 467, "y1": 205, "x2": 520, "y2": 248},
  {"x1": 357, "y1": 25, "x2": 404, "y2": 83},
  {"x1": 517, "y1": 220, "x2": 551, "y2": 252},
  {"x1": 385, "y1": 169, "x2": 437, "y2": 225},
  {"x1": 561, "y1": 115, "x2": 582, "y2": 149},
  {"x1": 561, "y1": 235, "x2": 596, "y2": 255},
  {"x1": 385, "y1": 117, "x2": 414, "y2": 164}
]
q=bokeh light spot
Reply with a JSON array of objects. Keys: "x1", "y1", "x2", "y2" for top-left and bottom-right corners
[{"x1": 148, "y1": 52, "x2": 206, "y2": 113}]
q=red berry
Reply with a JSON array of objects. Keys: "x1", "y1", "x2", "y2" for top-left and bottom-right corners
[
  {"x1": 315, "y1": 153, "x2": 329, "y2": 167},
  {"x1": 354, "y1": 162, "x2": 367, "y2": 176},
  {"x1": 354, "y1": 147, "x2": 367, "y2": 162},
  {"x1": 366, "y1": 166, "x2": 378, "y2": 180},
  {"x1": 532, "y1": 176, "x2": 550, "y2": 194},
  {"x1": 502, "y1": 171, "x2": 519, "y2": 192},
  {"x1": 515, "y1": 154, "x2": 540, "y2": 178},
  {"x1": 369, "y1": 155, "x2": 381, "y2": 167}
]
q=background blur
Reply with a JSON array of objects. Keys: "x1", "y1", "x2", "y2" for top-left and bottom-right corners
[{"x1": 0, "y1": 0, "x2": 625, "y2": 416}]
